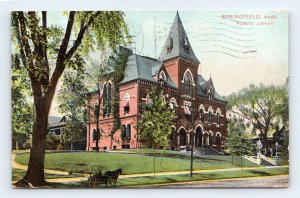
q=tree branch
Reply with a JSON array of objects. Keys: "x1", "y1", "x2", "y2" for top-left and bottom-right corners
[
  {"x1": 65, "y1": 12, "x2": 100, "y2": 61},
  {"x1": 57, "y1": 11, "x2": 76, "y2": 63},
  {"x1": 46, "y1": 11, "x2": 76, "y2": 103}
]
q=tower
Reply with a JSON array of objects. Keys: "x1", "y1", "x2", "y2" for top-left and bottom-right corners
[{"x1": 158, "y1": 11, "x2": 200, "y2": 97}]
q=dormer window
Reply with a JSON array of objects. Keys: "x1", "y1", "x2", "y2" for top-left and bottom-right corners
[
  {"x1": 159, "y1": 71, "x2": 167, "y2": 81},
  {"x1": 184, "y1": 36, "x2": 190, "y2": 54},
  {"x1": 208, "y1": 89, "x2": 213, "y2": 100},
  {"x1": 169, "y1": 97, "x2": 177, "y2": 110},
  {"x1": 167, "y1": 36, "x2": 173, "y2": 54}
]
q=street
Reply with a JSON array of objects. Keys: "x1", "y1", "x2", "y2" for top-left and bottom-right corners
[{"x1": 143, "y1": 175, "x2": 289, "y2": 188}]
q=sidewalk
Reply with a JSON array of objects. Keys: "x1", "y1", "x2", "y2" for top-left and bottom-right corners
[{"x1": 12, "y1": 153, "x2": 288, "y2": 183}]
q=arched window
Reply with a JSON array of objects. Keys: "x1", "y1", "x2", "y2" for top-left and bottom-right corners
[
  {"x1": 216, "y1": 133, "x2": 221, "y2": 147},
  {"x1": 199, "y1": 104, "x2": 205, "y2": 122},
  {"x1": 159, "y1": 71, "x2": 167, "y2": 81},
  {"x1": 169, "y1": 97, "x2": 177, "y2": 110},
  {"x1": 123, "y1": 93, "x2": 130, "y2": 115},
  {"x1": 93, "y1": 101, "x2": 99, "y2": 121},
  {"x1": 208, "y1": 112, "x2": 212, "y2": 125},
  {"x1": 179, "y1": 128, "x2": 187, "y2": 146},
  {"x1": 208, "y1": 106, "x2": 213, "y2": 125},
  {"x1": 103, "y1": 82, "x2": 112, "y2": 117},
  {"x1": 216, "y1": 108, "x2": 221, "y2": 125},
  {"x1": 183, "y1": 71, "x2": 193, "y2": 95}
]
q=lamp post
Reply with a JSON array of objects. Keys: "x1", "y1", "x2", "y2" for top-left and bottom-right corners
[
  {"x1": 275, "y1": 141, "x2": 279, "y2": 166},
  {"x1": 190, "y1": 128, "x2": 194, "y2": 178},
  {"x1": 190, "y1": 104, "x2": 194, "y2": 178}
]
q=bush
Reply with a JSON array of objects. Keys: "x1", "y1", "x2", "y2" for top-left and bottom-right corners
[{"x1": 45, "y1": 134, "x2": 61, "y2": 150}]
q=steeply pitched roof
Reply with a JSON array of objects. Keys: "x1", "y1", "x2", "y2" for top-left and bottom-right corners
[
  {"x1": 158, "y1": 11, "x2": 200, "y2": 65},
  {"x1": 197, "y1": 75, "x2": 225, "y2": 102},
  {"x1": 120, "y1": 54, "x2": 177, "y2": 88}
]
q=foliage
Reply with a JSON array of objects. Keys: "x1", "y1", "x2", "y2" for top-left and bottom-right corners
[
  {"x1": 11, "y1": 54, "x2": 34, "y2": 149},
  {"x1": 138, "y1": 89, "x2": 176, "y2": 149},
  {"x1": 281, "y1": 130, "x2": 289, "y2": 160},
  {"x1": 45, "y1": 134, "x2": 61, "y2": 150},
  {"x1": 225, "y1": 118, "x2": 254, "y2": 163},
  {"x1": 227, "y1": 84, "x2": 288, "y2": 153},
  {"x1": 58, "y1": 70, "x2": 88, "y2": 149},
  {"x1": 84, "y1": 48, "x2": 131, "y2": 148},
  {"x1": 11, "y1": 11, "x2": 129, "y2": 185}
]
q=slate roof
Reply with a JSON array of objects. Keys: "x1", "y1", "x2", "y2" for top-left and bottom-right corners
[
  {"x1": 48, "y1": 116, "x2": 66, "y2": 128},
  {"x1": 119, "y1": 12, "x2": 225, "y2": 103},
  {"x1": 120, "y1": 54, "x2": 177, "y2": 88},
  {"x1": 158, "y1": 11, "x2": 200, "y2": 65},
  {"x1": 197, "y1": 75, "x2": 226, "y2": 102}
]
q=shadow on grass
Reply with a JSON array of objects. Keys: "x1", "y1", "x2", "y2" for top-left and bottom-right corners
[{"x1": 248, "y1": 170, "x2": 272, "y2": 176}]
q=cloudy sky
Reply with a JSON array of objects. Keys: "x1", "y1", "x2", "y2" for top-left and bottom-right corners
[
  {"x1": 124, "y1": 11, "x2": 289, "y2": 95},
  {"x1": 48, "y1": 11, "x2": 289, "y2": 116}
]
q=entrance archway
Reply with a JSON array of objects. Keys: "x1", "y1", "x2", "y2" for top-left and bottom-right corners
[
  {"x1": 179, "y1": 128, "x2": 187, "y2": 146},
  {"x1": 195, "y1": 126, "x2": 203, "y2": 147},
  {"x1": 216, "y1": 133, "x2": 221, "y2": 147}
]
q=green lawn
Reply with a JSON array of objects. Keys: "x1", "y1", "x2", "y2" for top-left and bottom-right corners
[
  {"x1": 55, "y1": 166, "x2": 288, "y2": 188},
  {"x1": 116, "y1": 167, "x2": 289, "y2": 187},
  {"x1": 15, "y1": 150, "x2": 259, "y2": 174}
]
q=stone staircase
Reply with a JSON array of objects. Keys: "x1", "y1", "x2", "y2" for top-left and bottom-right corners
[
  {"x1": 243, "y1": 155, "x2": 278, "y2": 166},
  {"x1": 260, "y1": 155, "x2": 277, "y2": 166},
  {"x1": 194, "y1": 147, "x2": 221, "y2": 155}
]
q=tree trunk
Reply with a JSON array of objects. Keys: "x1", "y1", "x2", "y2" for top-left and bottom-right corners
[
  {"x1": 20, "y1": 77, "x2": 54, "y2": 186},
  {"x1": 263, "y1": 132, "x2": 269, "y2": 156},
  {"x1": 23, "y1": 102, "x2": 49, "y2": 186}
]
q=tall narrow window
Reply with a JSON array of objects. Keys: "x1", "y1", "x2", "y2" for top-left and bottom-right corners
[
  {"x1": 208, "y1": 111, "x2": 212, "y2": 125},
  {"x1": 183, "y1": 72, "x2": 192, "y2": 95},
  {"x1": 92, "y1": 129, "x2": 99, "y2": 141},
  {"x1": 199, "y1": 109, "x2": 204, "y2": 122},
  {"x1": 123, "y1": 93, "x2": 130, "y2": 115},
  {"x1": 126, "y1": 124, "x2": 131, "y2": 138},
  {"x1": 216, "y1": 112, "x2": 220, "y2": 125},
  {"x1": 121, "y1": 125, "x2": 126, "y2": 139},
  {"x1": 103, "y1": 83, "x2": 112, "y2": 117}
]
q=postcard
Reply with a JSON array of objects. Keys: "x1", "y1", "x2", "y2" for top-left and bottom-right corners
[{"x1": 11, "y1": 10, "x2": 289, "y2": 188}]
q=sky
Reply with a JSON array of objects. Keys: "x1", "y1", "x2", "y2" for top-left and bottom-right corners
[
  {"x1": 124, "y1": 11, "x2": 289, "y2": 95},
  {"x1": 44, "y1": 11, "x2": 289, "y2": 116}
]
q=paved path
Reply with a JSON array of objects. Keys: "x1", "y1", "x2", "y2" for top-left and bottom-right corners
[
  {"x1": 145, "y1": 175, "x2": 289, "y2": 188},
  {"x1": 12, "y1": 154, "x2": 69, "y2": 175},
  {"x1": 12, "y1": 153, "x2": 289, "y2": 184}
]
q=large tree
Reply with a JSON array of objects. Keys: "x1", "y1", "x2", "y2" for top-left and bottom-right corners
[
  {"x1": 227, "y1": 84, "x2": 288, "y2": 156},
  {"x1": 225, "y1": 117, "x2": 253, "y2": 167},
  {"x1": 137, "y1": 89, "x2": 176, "y2": 177},
  {"x1": 11, "y1": 11, "x2": 129, "y2": 186},
  {"x1": 57, "y1": 70, "x2": 88, "y2": 150},
  {"x1": 138, "y1": 89, "x2": 176, "y2": 149}
]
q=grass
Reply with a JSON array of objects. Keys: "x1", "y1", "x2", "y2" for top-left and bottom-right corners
[
  {"x1": 55, "y1": 166, "x2": 288, "y2": 188},
  {"x1": 118, "y1": 168, "x2": 289, "y2": 187},
  {"x1": 15, "y1": 150, "x2": 259, "y2": 175},
  {"x1": 12, "y1": 169, "x2": 83, "y2": 181},
  {"x1": 116, "y1": 167, "x2": 289, "y2": 187}
]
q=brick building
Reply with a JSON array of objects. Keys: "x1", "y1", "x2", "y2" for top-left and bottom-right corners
[{"x1": 86, "y1": 12, "x2": 227, "y2": 151}]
